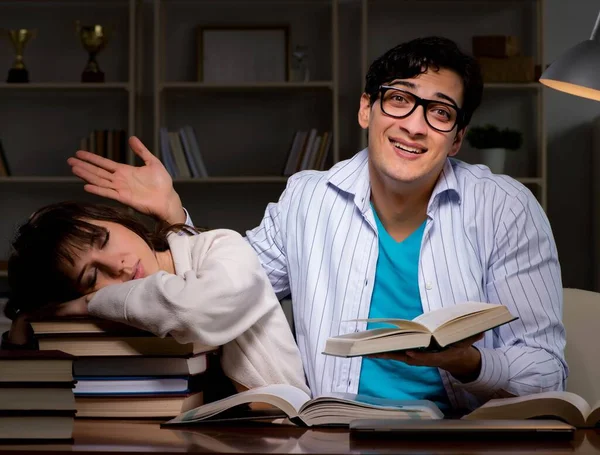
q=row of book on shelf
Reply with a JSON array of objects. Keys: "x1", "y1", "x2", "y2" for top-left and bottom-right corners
[
  {"x1": 159, "y1": 126, "x2": 209, "y2": 179},
  {"x1": 0, "y1": 130, "x2": 128, "y2": 178},
  {"x1": 283, "y1": 129, "x2": 332, "y2": 176},
  {"x1": 0, "y1": 126, "x2": 332, "y2": 180},
  {"x1": 79, "y1": 129, "x2": 129, "y2": 164},
  {"x1": 159, "y1": 127, "x2": 332, "y2": 180}
]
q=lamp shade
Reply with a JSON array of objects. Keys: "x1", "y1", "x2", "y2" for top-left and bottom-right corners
[
  {"x1": 540, "y1": 40, "x2": 600, "y2": 101},
  {"x1": 540, "y1": 11, "x2": 600, "y2": 101}
]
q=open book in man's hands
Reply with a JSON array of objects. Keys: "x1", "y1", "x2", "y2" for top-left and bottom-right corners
[
  {"x1": 162, "y1": 384, "x2": 444, "y2": 428},
  {"x1": 323, "y1": 302, "x2": 516, "y2": 357},
  {"x1": 463, "y1": 391, "x2": 600, "y2": 428}
]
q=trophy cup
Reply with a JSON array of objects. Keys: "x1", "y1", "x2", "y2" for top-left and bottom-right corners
[
  {"x1": 4, "y1": 29, "x2": 36, "y2": 83},
  {"x1": 75, "y1": 21, "x2": 110, "y2": 82}
]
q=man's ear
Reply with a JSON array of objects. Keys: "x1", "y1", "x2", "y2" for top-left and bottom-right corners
[
  {"x1": 449, "y1": 127, "x2": 467, "y2": 157},
  {"x1": 358, "y1": 93, "x2": 371, "y2": 130}
]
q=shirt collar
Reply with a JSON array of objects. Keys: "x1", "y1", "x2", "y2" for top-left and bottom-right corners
[
  {"x1": 327, "y1": 149, "x2": 461, "y2": 214},
  {"x1": 428, "y1": 158, "x2": 462, "y2": 214},
  {"x1": 327, "y1": 148, "x2": 371, "y2": 213}
]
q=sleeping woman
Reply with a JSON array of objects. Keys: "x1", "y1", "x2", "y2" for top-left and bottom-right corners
[{"x1": 3, "y1": 201, "x2": 309, "y2": 397}]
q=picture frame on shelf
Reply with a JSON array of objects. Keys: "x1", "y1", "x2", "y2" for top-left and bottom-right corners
[{"x1": 197, "y1": 25, "x2": 290, "y2": 83}]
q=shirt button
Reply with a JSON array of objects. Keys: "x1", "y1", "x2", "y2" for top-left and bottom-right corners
[
  {"x1": 364, "y1": 279, "x2": 368, "y2": 286},
  {"x1": 426, "y1": 282, "x2": 433, "y2": 290}
]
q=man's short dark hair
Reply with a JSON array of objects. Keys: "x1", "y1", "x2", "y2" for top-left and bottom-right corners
[{"x1": 364, "y1": 36, "x2": 483, "y2": 129}]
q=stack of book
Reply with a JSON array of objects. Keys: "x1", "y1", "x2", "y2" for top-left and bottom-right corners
[
  {"x1": 30, "y1": 318, "x2": 216, "y2": 418},
  {"x1": 0, "y1": 349, "x2": 76, "y2": 441}
]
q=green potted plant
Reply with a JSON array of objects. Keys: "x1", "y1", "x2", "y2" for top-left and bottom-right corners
[{"x1": 466, "y1": 124, "x2": 523, "y2": 174}]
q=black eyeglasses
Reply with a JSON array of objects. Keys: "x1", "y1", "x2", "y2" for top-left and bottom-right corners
[{"x1": 379, "y1": 85, "x2": 464, "y2": 133}]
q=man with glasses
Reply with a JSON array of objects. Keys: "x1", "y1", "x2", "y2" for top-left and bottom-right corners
[
  {"x1": 247, "y1": 36, "x2": 565, "y2": 411},
  {"x1": 64, "y1": 36, "x2": 565, "y2": 412}
]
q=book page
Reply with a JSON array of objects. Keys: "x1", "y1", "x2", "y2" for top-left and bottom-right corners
[
  {"x1": 307, "y1": 393, "x2": 444, "y2": 419},
  {"x1": 413, "y1": 302, "x2": 501, "y2": 332},
  {"x1": 474, "y1": 391, "x2": 589, "y2": 412},
  {"x1": 348, "y1": 318, "x2": 428, "y2": 333},
  {"x1": 329, "y1": 327, "x2": 426, "y2": 342},
  {"x1": 586, "y1": 400, "x2": 600, "y2": 426},
  {"x1": 464, "y1": 391, "x2": 590, "y2": 427},
  {"x1": 299, "y1": 393, "x2": 444, "y2": 425},
  {"x1": 163, "y1": 384, "x2": 311, "y2": 425}
]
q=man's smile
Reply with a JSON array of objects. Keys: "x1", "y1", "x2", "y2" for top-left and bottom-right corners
[{"x1": 389, "y1": 137, "x2": 427, "y2": 155}]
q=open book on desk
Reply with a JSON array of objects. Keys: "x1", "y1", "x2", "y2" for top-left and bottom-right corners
[
  {"x1": 463, "y1": 391, "x2": 600, "y2": 428},
  {"x1": 323, "y1": 302, "x2": 516, "y2": 357},
  {"x1": 162, "y1": 384, "x2": 444, "y2": 428}
]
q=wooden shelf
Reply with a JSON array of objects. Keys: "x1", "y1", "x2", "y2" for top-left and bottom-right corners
[
  {"x1": 0, "y1": 83, "x2": 130, "y2": 91},
  {"x1": 160, "y1": 81, "x2": 333, "y2": 91},
  {"x1": 484, "y1": 82, "x2": 541, "y2": 90},
  {"x1": 171, "y1": 176, "x2": 543, "y2": 185},
  {"x1": 516, "y1": 177, "x2": 544, "y2": 185},
  {"x1": 173, "y1": 176, "x2": 289, "y2": 184},
  {"x1": 162, "y1": 0, "x2": 332, "y2": 4},
  {"x1": 0, "y1": 176, "x2": 542, "y2": 186},
  {"x1": 0, "y1": 177, "x2": 80, "y2": 183},
  {"x1": 1, "y1": 0, "x2": 128, "y2": 4}
]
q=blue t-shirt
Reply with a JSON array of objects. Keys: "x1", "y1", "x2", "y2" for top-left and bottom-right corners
[{"x1": 358, "y1": 208, "x2": 449, "y2": 411}]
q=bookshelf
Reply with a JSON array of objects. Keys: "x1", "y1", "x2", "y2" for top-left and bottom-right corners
[
  {"x1": 0, "y1": 0, "x2": 139, "y2": 264},
  {"x1": 0, "y1": 0, "x2": 551, "y2": 285},
  {"x1": 151, "y1": 0, "x2": 340, "y2": 183}
]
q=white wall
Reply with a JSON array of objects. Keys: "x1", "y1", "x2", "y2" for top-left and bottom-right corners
[{"x1": 544, "y1": 0, "x2": 600, "y2": 289}]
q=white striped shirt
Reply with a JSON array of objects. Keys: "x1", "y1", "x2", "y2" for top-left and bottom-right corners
[{"x1": 243, "y1": 149, "x2": 567, "y2": 410}]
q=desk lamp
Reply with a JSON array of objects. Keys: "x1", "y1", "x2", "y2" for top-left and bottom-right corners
[{"x1": 540, "y1": 10, "x2": 600, "y2": 101}]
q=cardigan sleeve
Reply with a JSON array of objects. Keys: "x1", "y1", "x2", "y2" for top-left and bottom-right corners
[{"x1": 87, "y1": 229, "x2": 280, "y2": 347}]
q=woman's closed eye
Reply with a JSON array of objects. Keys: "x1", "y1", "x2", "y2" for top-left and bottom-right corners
[
  {"x1": 99, "y1": 230, "x2": 110, "y2": 249},
  {"x1": 82, "y1": 230, "x2": 109, "y2": 291},
  {"x1": 86, "y1": 268, "x2": 98, "y2": 290}
]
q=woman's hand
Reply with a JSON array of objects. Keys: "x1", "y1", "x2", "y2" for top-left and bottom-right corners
[
  {"x1": 6, "y1": 293, "x2": 94, "y2": 346},
  {"x1": 67, "y1": 136, "x2": 186, "y2": 225},
  {"x1": 7, "y1": 313, "x2": 32, "y2": 345},
  {"x1": 51, "y1": 293, "x2": 95, "y2": 318}
]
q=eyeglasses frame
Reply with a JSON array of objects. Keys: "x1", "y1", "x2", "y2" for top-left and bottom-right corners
[{"x1": 378, "y1": 85, "x2": 465, "y2": 133}]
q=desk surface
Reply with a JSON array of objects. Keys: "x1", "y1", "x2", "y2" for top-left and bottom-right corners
[{"x1": 1, "y1": 419, "x2": 600, "y2": 454}]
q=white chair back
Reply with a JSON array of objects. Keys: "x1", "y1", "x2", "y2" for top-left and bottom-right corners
[{"x1": 563, "y1": 288, "x2": 600, "y2": 405}]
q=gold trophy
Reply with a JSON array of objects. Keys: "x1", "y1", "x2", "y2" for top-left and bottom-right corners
[
  {"x1": 75, "y1": 21, "x2": 110, "y2": 82},
  {"x1": 3, "y1": 29, "x2": 36, "y2": 83}
]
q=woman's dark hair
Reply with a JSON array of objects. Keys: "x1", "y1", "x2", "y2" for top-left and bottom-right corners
[
  {"x1": 5, "y1": 201, "x2": 198, "y2": 320},
  {"x1": 364, "y1": 36, "x2": 483, "y2": 129}
]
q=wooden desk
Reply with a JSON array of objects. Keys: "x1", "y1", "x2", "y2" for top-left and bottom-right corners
[{"x1": 1, "y1": 419, "x2": 599, "y2": 454}]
